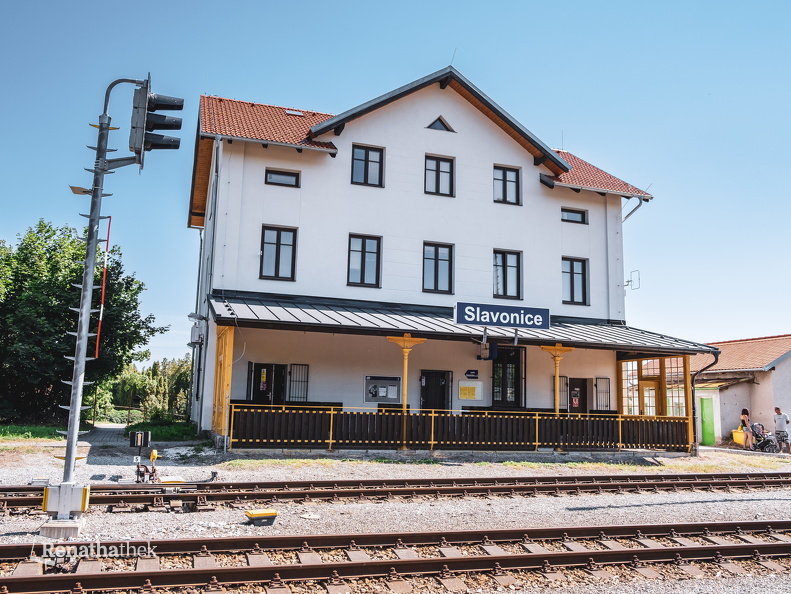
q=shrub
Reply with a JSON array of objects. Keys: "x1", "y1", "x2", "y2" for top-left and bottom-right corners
[{"x1": 124, "y1": 420, "x2": 197, "y2": 441}]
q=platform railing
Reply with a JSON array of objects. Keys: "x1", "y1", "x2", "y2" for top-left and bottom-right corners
[{"x1": 228, "y1": 404, "x2": 689, "y2": 452}]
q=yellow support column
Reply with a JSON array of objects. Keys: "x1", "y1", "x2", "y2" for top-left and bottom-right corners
[
  {"x1": 387, "y1": 333, "x2": 426, "y2": 450},
  {"x1": 683, "y1": 354, "x2": 694, "y2": 451},
  {"x1": 540, "y1": 343, "x2": 574, "y2": 413},
  {"x1": 212, "y1": 326, "x2": 235, "y2": 446}
]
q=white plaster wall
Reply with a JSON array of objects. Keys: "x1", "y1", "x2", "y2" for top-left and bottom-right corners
[
  {"x1": 718, "y1": 383, "x2": 752, "y2": 437},
  {"x1": 208, "y1": 85, "x2": 625, "y2": 321},
  {"x1": 772, "y1": 357, "x2": 791, "y2": 415},
  {"x1": 226, "y1": 328, "x2": 617, "y2": 415},
  {"x1": 751, "y1": 370, "x2": 776, "y2": 430}
]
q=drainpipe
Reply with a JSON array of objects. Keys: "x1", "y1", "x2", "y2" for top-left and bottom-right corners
[
  {"x1": 690, "y1": 350, "x2": 720, "y2": 456},
  {"x1": 622, "y1": 196, "x2": 646, "y2": 222}
]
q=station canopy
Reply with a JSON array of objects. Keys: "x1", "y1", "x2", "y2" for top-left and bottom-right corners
[{"x1": 207, "y1": 293, "x2": 717, "y2": 359}]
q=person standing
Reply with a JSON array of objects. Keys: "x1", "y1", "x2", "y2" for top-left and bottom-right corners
[
  {"x1": 740, "y1": 408, "x2": 754, "y2": 450},
  {"x1": 774, "y1": 407, "x2": 790, "y2": 454}
]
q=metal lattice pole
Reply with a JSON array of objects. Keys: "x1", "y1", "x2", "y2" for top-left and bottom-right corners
[{"x1": 62, "y1": 79, "x2": 140, "y2": 485}]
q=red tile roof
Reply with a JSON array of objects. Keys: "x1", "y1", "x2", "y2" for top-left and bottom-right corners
[
  {"x1": 199, "y1": 96, "x2": 336, "y2": 151},
  {"x1": 691, "y1": 334, "x2": 791, "y2": 372},
  {"x1": 549, "y1": 150, "x2": 652, "y2": 199}
]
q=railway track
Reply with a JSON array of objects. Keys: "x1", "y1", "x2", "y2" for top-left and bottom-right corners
[
  {"x1": 1, "y1": 521, "x2": 789, "y2": 593},
  {"x1": 2, "y1": 472, "x2": 789, "y2": 512}
]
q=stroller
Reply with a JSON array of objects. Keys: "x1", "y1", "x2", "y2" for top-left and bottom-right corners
[{"x1": 751, "y1": 423, "x2": 779, "y2": 453}]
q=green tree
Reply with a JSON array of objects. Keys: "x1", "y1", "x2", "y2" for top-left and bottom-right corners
[{"x1": 0, "y1": 220, "x2": 167, "y2": 422}]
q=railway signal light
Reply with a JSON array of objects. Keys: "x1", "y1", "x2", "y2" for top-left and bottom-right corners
[{"x1": 129, "y1": 74, "x2": 184, "y2": 169}]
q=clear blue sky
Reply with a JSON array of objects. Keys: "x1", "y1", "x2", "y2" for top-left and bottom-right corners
[{"x1": 1, "y1": 0, "x2": 789, "y2": 365}]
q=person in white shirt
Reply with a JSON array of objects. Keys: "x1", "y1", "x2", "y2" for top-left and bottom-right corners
[{"x1": 774, "y1": 407, "x2": 790, "y2": 454}]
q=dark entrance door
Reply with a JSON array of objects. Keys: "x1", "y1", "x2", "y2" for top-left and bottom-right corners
[
  {"x1": 492, "y1": 347, "x2": 522, "y2": 408},
  {"x1": 420, "y1": 370, "x2": 451, "y2": 411},
  {"x1": 251, "y1": 363, "x2": 287, "y2": 405},
  {"x1": 568, "y1": 378, "x2": 588, "y2": 413}
]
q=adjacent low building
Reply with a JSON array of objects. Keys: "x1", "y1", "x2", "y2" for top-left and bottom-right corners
[
  {"x1": 186, "y1": 66, "x2": 717, "y2": 452},
  {"x1": 692, "y1": 334, "x2": 791, "y2": 445}
]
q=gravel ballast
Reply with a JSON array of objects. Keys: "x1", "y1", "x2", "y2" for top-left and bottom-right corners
[{"x1": 1, "y1": 442, "x2": 789, "y2": 593}]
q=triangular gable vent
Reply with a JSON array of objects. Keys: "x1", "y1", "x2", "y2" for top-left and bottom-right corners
[{"x1": 427, "y1": 116, "x2": 454, "y2": 132}]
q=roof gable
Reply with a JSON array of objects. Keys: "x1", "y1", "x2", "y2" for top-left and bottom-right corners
[
  {"x1": 308, "y1": 66, "x2": 570, "y2": 176},
  {"x1": 189, "y1": 69, "x2": 650, "y2": 227}
]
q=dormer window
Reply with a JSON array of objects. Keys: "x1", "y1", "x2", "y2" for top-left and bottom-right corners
[{"x1": 427, "y1": 117, "x2": 454, "y2": 132}]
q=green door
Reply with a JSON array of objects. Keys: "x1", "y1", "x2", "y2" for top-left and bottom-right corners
[{"x1": 700, "y1": 397, "x2": 715, "y2": 445}]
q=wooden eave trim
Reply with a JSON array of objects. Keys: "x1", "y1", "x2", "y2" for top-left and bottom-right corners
[
  {"x1": 447, "y1": 79, "x2": 567, "y2": 177},
  {"x1": 188, "y1": 136, "x2": 213, "y2": 229}
]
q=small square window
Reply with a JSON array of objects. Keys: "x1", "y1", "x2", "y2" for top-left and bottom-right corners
[{"x1": 561, "y1": 208, "x2": 587, "y2": 224}]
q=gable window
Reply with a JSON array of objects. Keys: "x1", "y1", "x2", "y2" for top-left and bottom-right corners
[
  {"x1": 493, "y1": 250, "x2": 521, "y2": 299},
  {"x1": 493, "y1": 166, "x2": 519, "y2": 204},
  {"x1": 260, "y1": 226, "x2": 296, "y2": 280},
  {"x1": 265, "y1": 169, "x2": 300, "y2": 187},
  {"x1": 425, "y1": 156, "x2": 454, "y2": 196},
  {"x1": 427, "y1": 117, "x2": 454, "y2": 132},
  {"x1": 423, "y1": 242, "x2": 453, "y2": 293},
  {"x1": 562, "y1": 257, "x2": 588, "y2": 304},
  {"x1": 348, "y1": 234, "x2": 381, "y2": 287},
  {"x1": 561, "y1": 208, "x2": 587, "y2": 224},
  {"x1": 351, "y1": 145, "x2": 383, "y2": 187}
]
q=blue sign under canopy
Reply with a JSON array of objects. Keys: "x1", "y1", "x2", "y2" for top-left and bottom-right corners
[{"x1": 455, "y1": 302, "x2": 550, "y2": 330}]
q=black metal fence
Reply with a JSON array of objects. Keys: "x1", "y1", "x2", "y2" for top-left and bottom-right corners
[{"x1": 229, "y1": 405, "x2": 689, "y2": 452}]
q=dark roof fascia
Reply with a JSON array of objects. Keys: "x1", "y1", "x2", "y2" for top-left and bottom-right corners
[
  {"x1": 309, "y1": 66, "x2": 569, "y2": 173},
  {"x1": 209, "y1": 289, "x2": 454, "y2": 317},
  {"x1": 199, "y1": 132, "x2": 337, "y2": 155},
  {"x1": 211, "y1": 315, "x2": 715, "y2": 356},
  {"x1": 539, "y1": 173, "x2": 654, "y2": 200},
  {"x1": 207, "y1": 291, "x2": 716, "y2": 356}
]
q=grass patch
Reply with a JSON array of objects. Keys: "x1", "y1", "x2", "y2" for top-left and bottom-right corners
[
  {"x1": 0, "y1": 424, "x2": 65, "y2": 441},
  {"x1": 500, "y1": 460, "x2": 546, "y2": 469},
  {"x1": 219, "y1": 458, "x2": 342, "y2": 470},
  {"x1": 371, "y1": 458, "x2": 440, "y2": 465},
  {"x1": 124, "y1": 420, "x2": 197, "y2": 441}
]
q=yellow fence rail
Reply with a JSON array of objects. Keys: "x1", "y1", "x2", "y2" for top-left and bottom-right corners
[{"x1": 227, "y1": 404, "x2": 690, "y2": 453}]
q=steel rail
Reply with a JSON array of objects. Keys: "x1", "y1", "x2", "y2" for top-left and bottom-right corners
[
  {"x1": 1, "y1": 520, "x2": 790, "y2": 559},
  {"x1": 2, "y1": 472, "x2": 789, "y2": 509},
  {"x1": 0, "y1": 523, "x2": 789, "y2": 593}
]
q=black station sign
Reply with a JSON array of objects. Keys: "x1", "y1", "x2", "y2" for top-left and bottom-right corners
[{"x1": 455, "y1": 302, "x2": 550, "y2": 330}]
